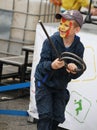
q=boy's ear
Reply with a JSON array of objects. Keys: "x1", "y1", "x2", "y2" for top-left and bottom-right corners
[{"x1": 75, "y1": 27, "x2": 81, "y2": 33}]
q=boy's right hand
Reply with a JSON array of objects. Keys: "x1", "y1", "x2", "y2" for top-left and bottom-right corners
[
  {"x1": 51, "y1": 58, "x2": 65, "y2": 70},
  {"x1": 66, "y1": 63, "x2": 77, "y2": 74}
]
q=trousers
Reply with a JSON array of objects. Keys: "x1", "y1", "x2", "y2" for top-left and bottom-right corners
[
  {"x1": 35, "y1": 81, "x2": 70, "y2": 130},
  {"x1": 37, "y1": 118, "x2": 59, "y2": 130}
]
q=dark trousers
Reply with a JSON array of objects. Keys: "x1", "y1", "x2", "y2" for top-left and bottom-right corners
[
  {"x1": 37, "y1": 118, "x2": 59, "y2": 130},
  {"x1": 35, "y1": 81, "x2": 70, "y2": 130}
]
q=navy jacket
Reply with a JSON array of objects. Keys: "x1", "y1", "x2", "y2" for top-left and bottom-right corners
[{"x1": 35, "y1": 32, "x2": 85, "y2": 89}]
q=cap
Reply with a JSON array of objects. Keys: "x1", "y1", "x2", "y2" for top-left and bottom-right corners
[{"x1": 55, "y1": 10, "x2": 83, "y2": 27}]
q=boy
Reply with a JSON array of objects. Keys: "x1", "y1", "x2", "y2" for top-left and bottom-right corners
[{"x1": 35, "y1": 10, "x2": 85, "y2": 130}]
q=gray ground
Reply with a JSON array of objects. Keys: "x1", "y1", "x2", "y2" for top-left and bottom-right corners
[
  {"x1": 0, "y1": 88, "x2": 67, "y2": 130},
  {"x1": 0, "y1": 89, "x2": 36, "y2": 130}
]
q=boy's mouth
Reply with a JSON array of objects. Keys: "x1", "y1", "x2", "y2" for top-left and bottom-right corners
[
  {"x1": 59, "y1": 27, "x2": 70, "y2": 38},
  {"x1": 59, "y1": 29, "x2": 67, "y2": 35}
]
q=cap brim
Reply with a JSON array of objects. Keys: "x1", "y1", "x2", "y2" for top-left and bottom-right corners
[{"x1": 55, "y1": 13, "x2": 75, "y2": 20}]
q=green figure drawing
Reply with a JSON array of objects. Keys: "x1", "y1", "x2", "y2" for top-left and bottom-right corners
[{"x1": 74, "y1": 99, "x2": 82, "y2": 116}]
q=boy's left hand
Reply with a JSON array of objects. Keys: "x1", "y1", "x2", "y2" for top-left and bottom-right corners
[{"x1": 66, "y1": 63, "x2": 77, "y2": 74}]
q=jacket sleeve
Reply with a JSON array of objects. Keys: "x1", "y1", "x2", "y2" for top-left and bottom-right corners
[
  {"x1": 36, "y1": 39, "x2": 53, "y2": 76},
  {"x1": 78, "y1": 0, "x2": 89, "y2": 7},
  {"x1": 69, "y1": 43, "x2": 85, "y2": 79}
]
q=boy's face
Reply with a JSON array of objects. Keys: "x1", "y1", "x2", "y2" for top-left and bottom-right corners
[{"x1": 58, "y1": 18, "x2": 78, "y2": 38}]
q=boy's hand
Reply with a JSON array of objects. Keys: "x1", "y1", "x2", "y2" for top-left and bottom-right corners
[
  {"x1": 51, "y1": 58, "x2": 65, "y2": 69},
  {"x1": 66, "y1": 63, "x2": 77, "y2": 74}
]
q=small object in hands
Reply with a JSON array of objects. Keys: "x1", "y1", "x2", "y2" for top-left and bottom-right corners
[{"x1": 60, "y1": 52, "x2": 86, "y2": 72}]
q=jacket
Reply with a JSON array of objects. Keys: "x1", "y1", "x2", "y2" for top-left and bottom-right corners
[
  {"x1": 34, "y1": 32, "x2": 85, "y2": 89},
  {"x1": 61, "y1": 0, "x2": 89, "y2": 10}
]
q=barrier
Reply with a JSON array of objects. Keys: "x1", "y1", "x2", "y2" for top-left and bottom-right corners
[
  {"x1": 0, "y1": 82, "x2": 30, "y2": 92},
  {"x1": 0, "y1": 82, "x2": 30, "y2": 116},
  {"x1": 0, "y1": 110, "x2": 28, "y2": 116}
]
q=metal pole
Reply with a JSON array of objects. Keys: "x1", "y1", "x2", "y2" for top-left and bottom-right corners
[{"x1": 39, "y1": 20, "x2": 60, "y2": 58}]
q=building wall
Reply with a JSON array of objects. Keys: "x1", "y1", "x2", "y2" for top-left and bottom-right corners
[{"x1": 0, "y1": 0, "x2": 59, "y2": 56}]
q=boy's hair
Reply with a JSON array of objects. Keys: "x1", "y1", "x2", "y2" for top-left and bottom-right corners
[{"x1": 73, "y1": 20, "x2": 80, "y2": 28}]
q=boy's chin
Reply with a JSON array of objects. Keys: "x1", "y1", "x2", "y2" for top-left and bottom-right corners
[{"x1": 60, "y1": 34, "x2": 67, "y2": 38}]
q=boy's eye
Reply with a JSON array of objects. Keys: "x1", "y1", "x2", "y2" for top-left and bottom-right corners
[
  {"x1": 65, "y1": 24, "x2": 69, "y2": 27},
  {"x1": 60, "y1": 22, "x2": 62, "y2": 25},
  {"x1": 60, "y1": 22, "x2": 69, "y2": 27}
]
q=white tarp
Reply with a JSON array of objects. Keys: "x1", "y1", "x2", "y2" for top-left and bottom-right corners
[{"x1": 28, "y1": 23, "x2": 97, "y2": 130}]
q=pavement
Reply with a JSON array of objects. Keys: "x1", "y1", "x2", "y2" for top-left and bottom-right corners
[
  {"x1": 0, "y1": 86, "x2": 68, "y2": 130},
  {"x1": 0, "y1": 88, "x2": 36, "y2": 130}
]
